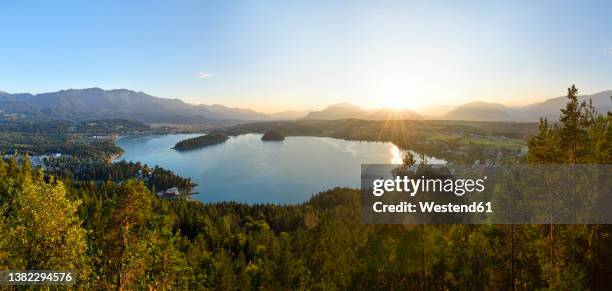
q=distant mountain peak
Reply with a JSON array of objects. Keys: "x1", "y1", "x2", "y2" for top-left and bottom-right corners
[
  {"x1": 304, "y1": 103, "x2": 421, "y2": 120},
  {"x1": 442, "y1": 102, "x2": 514, "y2": 121}
]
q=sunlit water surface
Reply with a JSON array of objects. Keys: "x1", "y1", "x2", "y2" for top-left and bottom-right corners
[{"x1": 116, "y1": 134, "x2": 445, "y2": 204}]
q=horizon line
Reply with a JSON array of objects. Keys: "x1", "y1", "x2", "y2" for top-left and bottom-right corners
[{"x1": 2, "y1": 86, "x2": 610, "y2": 114}]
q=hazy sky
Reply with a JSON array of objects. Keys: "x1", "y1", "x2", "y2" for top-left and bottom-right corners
[{"x1": 1, "y1": 1, "x2": 612, "y2": 112}]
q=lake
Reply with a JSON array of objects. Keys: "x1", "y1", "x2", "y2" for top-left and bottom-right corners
[{"x1": 116, "y1": 134, "x2": 445, "y2": 204}]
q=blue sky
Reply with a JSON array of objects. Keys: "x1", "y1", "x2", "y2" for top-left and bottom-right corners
[{"x1": 1, "y1": 1, "x2": 612, "y2": 112}]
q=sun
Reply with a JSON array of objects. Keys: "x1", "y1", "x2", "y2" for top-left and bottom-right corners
[{"x1": 363, "y1": 72, "x2": 429, "y2": 111}]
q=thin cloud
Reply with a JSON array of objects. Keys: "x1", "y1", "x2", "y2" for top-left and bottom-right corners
[
  {"x1": 604, "y1": 46, "x2": 612, "y2": 55},
  {"x1": 197, "y1": 72, "x2": 213, "y2": 79}
]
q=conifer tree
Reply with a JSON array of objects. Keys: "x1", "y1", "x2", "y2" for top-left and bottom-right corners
[
  {"x1": 23, "y1": 153, "x2": 31, "y2": 176},
  {"x1": 0, "y1": 157, "x2": 5, "y2": 176},
  {"x1": 108, "y1": 180, "x2": 153, "y2": 290}
]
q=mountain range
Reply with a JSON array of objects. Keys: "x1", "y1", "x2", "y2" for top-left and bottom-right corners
[
  {"x1": 304, "y1": 91, "x2": 611, "y2": 122},
  {"x1": 440, "y1": 90, "x2": 612, "y2": 121},
  {"x1": 302, "y1": 102, "x2": 421, "y2": 120},
  {"x1": 0, "y1": 88, "x2": 270, "y2": 124},
  {"x1": 0, "y1": 88, "x2": 610, "y2": 124}
]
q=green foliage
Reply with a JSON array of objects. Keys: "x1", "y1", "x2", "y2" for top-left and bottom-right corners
[
  {"x1": 0, "y1": 166, "x2": 88, "y2": 277},
  {"x1": 403, "y1": 151, "x2": 416, "y2": 167},
  {"x1": 74, "y1": 160, "x2": 195, "y2": 195},
  {"x1": 524, "y1": 85, "x2": 612, "y2": 289},
  {"x1": 529, "y1": 85, "x2": 611, "y2": 164},
  {"x1": 2, "y1": 161, "x2": 612, "y2": 289}
]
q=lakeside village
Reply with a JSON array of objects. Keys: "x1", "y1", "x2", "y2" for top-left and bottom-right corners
[
  {"x1": 132, "y1": 168, "x2": 199, "y2": 199},
  {"x1": 4, "y1": 152, "x2": 64, "y2": 168}
]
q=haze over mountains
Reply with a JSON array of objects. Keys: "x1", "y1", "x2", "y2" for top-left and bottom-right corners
[
  {"x1": 0, "y1": 88, "x2": 610, "y2": 124},
  {"x1": 302, "y1": 102, "x2": 421, "y2": 120},
  {"x1": 0, "y1": 88, "x2": 269, "y2": 124},
  {"x1": 304, "y1": 91, "x2": 611, "y2": 122},
  {"x1": 440, "y1": 90, "x2": 612, "y2": 121}
]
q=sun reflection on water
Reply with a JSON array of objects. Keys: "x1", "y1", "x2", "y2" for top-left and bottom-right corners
[{"x1": 390, "y1": 145, "x2": 403, "y2": 164}]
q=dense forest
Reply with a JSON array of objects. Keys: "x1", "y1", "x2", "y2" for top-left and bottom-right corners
[
  {"x1": 74, "y1": 160, "x2": 196, "y2": 195},
  {"x1": 0, "y1": 86, "x2": 610, "y2": 289}
]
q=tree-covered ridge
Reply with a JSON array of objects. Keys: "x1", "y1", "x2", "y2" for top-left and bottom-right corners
[{"x1": 173, "y1": 133, "x2": 229, "y2": 151}]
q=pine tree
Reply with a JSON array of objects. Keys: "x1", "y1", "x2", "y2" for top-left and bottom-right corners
[
  {"x1": 0, "y1": 157, "x2": 5, "y2": 176},
  {"x1": 23, "y1": 153, "x2": 31, "y2": 176},
  {"x1": 527, "y1": 118, "x2": 561, "y2": 163},
  {"x1": 558, "y1": 85, "x2": 593, "y2": 163},
  {"x1": 108, "y1": 180, "x2": 153, "y2": 290},
  {"x1": 144, "y1": 227, "x2": 190, "y2": 289},
  {"x1": 403, "y1": 151, "x2": 416, "y2": 167}
]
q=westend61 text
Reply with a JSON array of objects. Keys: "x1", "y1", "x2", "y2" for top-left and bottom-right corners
[{"x1": 372, "y1": 201, "x2": 493, "y2": 213}]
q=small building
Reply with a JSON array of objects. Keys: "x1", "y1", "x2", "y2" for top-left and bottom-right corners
[
  {"x1": 157, "y1": 187, "x2": 181, "y2": 198},
  {"x1": 29, "y1": 155, "x2": 48, "y2": 167}
]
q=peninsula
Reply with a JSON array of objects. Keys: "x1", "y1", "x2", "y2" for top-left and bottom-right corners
[
  {"x1": 173, "y1": 133, "x2": 229, "y2": 151},
  {"x1": 261, "y1": 130, "x2": 286, "y2": 141}
]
